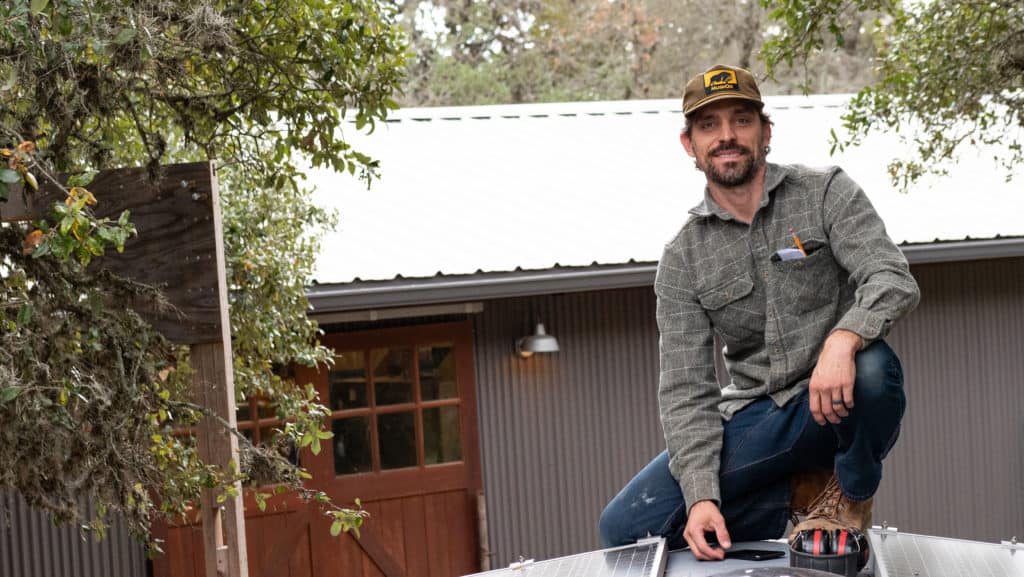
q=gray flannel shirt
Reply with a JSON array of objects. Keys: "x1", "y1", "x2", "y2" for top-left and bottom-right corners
[{"x1": 655, "y1": 163, "x2": 920, "y2": 509}]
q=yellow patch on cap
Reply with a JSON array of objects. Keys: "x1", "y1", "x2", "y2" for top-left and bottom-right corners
[{"x1": 703, "y1": 69, "x2": 739, "y2": 95}]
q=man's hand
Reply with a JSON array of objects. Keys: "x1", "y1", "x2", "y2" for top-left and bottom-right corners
[
  {"x1": 809, "y1": 330, "x2": 862, "y2": 425},
  {"x1": 683, "y1": 500, "x2": 731, "y2": 560}
]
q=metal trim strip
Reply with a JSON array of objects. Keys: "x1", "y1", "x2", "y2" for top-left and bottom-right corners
[{"x1": 306, "y1": 239, "x2": 1024, "y2": 313}]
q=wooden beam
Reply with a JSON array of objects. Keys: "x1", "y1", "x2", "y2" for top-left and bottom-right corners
[
  {"x1": 189, "y1": 164, "x2": 248, "y2": 577},
  {"x1": 192, "y1": 341, "x2": 248, "y2": 577}
]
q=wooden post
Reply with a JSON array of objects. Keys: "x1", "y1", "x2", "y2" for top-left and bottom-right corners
[
  {"x1": 192, "y1": 340, "x2": 248, "y2": 577},
  {"x1": 189, "y1": 164, "x2": 249, "y2": 577}
]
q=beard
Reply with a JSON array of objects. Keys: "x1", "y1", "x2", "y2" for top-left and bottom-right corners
[{"x1": 695, "y1": 142, "x2": 765, "y2": 188}]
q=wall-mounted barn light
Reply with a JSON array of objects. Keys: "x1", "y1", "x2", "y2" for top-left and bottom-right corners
[{"x1": 515, "y1": 322, "x2": 560, "y2": 358}]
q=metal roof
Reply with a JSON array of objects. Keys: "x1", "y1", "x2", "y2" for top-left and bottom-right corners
[{"x1": 304, "y1": 95, "x2": 1024, "y2": 312}]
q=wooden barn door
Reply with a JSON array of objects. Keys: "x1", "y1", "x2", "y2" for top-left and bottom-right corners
[
  {"x1": 303, "y1": 320, "x2": 483, "y2": 577},
  {"x1": 152, "y1": 320, "x2": 482, "y2": 577}
]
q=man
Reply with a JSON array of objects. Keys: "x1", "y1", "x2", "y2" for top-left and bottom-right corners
[{"x1": 598, "y1": 64, "x2": 920, "y2": 560}]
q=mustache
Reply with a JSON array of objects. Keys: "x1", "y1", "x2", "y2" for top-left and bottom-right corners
[{"x1": 711, "y1": 143, "x2": 751, "y2": 156}]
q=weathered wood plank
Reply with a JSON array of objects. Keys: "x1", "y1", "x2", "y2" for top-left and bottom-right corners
[
  {"x1": 189, "y1": 160, "x2": 249, "y2": 577},
  {"x1": 445, "y1": 491, "x2": 474, "y2": 575},
  {"x1": 0, "y1": 162, "x2": 221, "y2": 343},
  {"x1": 423, "y1": 494, "x2": 450, "y2": 577},
  {"x1": 192, "y1": 341, "x2": 249, "y2": 577},
  {"x1": 400, "y1": 496, "x2": 429, "y2": 577}
]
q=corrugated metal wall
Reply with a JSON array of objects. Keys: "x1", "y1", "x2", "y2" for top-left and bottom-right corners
[
  {"x1": 0, "y1": 491, "x2": 147, "y2": 577},
  {"x1": 874, "y1": 258, "x2": 1024, "y2": 541},
  {"x1": 472, "y1": 288, "x2": 663, "y2": 566},
  {"x1": 472, "y1": 257, "x2": 1024, "y2": 567}
]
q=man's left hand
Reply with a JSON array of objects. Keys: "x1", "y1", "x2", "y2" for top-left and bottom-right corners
[{"x1": 809, "y1": 330, "x2": 862, "y2": 425}]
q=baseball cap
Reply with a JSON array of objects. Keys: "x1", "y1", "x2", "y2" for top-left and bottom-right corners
[{"x1": 682, "y1": 64, "x2": 763, "y2": 116}]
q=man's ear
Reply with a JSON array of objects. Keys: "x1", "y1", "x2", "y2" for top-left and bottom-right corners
[
  {"x1": 680, "y1": 132, "x2": 696, "y2": 158},
  {"x1": 762, "y1": 121, "x2": 772, "y2": 150}
]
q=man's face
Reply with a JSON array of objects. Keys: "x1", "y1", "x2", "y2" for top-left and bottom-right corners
[{"x1": 680, "y1": 100, "x2": 771, "y2": 188}]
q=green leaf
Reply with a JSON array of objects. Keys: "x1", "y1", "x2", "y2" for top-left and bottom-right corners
[
  {"x1": 30, "y1": 240, "x2": 50, "y2": 258},
  {"x1": 0, "y1": 387, "x2": 21, "y2": 404},
  {"x1": 0, "y1": 169, "x2": 21, "y2": 184},
  {"x1": 0, "y1": 67, "x2": 16, "y2": 92},
  {"x1": 17, "y1": 303, "x2": 32, "y2": 325},
  {"x1": 67, "y1": 171, "x2": 97, "y2": 187},
  {"x1": 114, "y1": 28, "x2": 137, "y2": 45},
  {"x1": 30, "y1": 0, "x2": 49, "y2": 14},
  {"x1": 55, "y1": 13, "x2": 73, "y2": 35},
  {"x1": 329, "y1": 519, "x2": 343, "y2": 537}
]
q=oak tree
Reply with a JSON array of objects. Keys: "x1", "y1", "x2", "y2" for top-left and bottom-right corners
[{"x1": 0, "y1": 0, "x2": 404, "y2": 544}]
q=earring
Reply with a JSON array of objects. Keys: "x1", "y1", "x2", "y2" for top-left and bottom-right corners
[{"x1": 764, "y1": 146, "x2": 771, "y2": 155}]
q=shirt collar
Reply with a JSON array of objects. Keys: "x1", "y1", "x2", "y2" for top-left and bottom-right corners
[{"x1": 688, "y1": 163, "x2": 788, "y2": 221}]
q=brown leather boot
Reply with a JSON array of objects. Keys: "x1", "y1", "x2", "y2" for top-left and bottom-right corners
[
  {"x1": 789, "y1": 468, "x2": 833, "y2": 522},
  {"x1": 789, "y1": 474, "x2": 873, "y2": 541}
]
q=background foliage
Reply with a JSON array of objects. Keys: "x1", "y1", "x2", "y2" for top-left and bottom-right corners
[
  {"x1": 393, "y1": 0, "x2": 879, "y2": 106},
  {"x1": 761, "y1": 0, "x2": 1024, "y2": 186},
  {"x1": 0, "y1": 0, "x2": 404, "y2": 543}
]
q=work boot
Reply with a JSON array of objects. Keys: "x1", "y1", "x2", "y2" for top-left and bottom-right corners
[
  {"x1": 789, "y1": 468, "x2": 833, "y2": 524},
  {"x1": 789, "y1": 474, "x2": 873, "y2": 541}
]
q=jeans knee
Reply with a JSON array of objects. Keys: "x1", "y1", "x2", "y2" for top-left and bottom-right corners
[
  {"x1": 598, "y1": 499, "x2": 627, "y2": 547},
  {"x1": 854, "y1": 340, "x2": 904, "y2": 407}
]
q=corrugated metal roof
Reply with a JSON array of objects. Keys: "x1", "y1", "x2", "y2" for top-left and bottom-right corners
[{"x1": 306, "y1": 95, "x2": 1024, "y2": 288}]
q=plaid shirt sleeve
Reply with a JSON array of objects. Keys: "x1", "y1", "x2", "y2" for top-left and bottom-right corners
[
  {"x1": 655, "y1": 240, "x2": 724, "y2": 508},
  {"x1": 824, "y1": 169, "x2": 921, "y2": 344}
]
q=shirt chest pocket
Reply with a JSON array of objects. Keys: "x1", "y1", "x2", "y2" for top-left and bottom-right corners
[
  {"x1": 771, "y1": 243, "x2": 840, "y2": 314},
  {"x1": 697, "y1": 275, "x2": 762, "y2": 346}
]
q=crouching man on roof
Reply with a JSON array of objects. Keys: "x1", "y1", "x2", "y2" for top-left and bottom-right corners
[{"x1": 598, "y1": 64, "x2": 920, "y2": 560}]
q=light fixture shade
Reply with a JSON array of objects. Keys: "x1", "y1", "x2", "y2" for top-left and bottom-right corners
[{"x1": 516, "y1": 322, "x2": 560, "y2": 357}]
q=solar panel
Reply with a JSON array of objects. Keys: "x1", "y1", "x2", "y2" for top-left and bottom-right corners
[
  {"x1": 868, "y1": 527, "x2": 1024, "y2": 577},
  {"x1": 464, "y1": 537, "x2": 667, "y2": 577}
]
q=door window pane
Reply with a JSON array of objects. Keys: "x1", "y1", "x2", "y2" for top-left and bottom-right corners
[
  {"x1": 330, "y1": 351, "x2": 367, "y2": 410},
  {"x1": 372, "y1": 348, "x2": 414, "y2": 405},
  {"x1": 378, "y1": 411, "x2": 417, "y2": 470},
  {"x1": 236, "y1": 400, "x2": 252, "y2": 422},
  {"x1": 334, "y1": 417, "x2": 372, "y2": 475},
  {"x1": 419, "y1": 345, "x2": 458, "y2": 401},
  {"x1": 423, "y1": 406, "x2": 462, "y2": 465},
  {"x1": 256, "y1": 397, "x2": 277, "y2": 419}
]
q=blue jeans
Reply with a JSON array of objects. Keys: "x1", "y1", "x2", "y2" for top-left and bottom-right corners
[{"x1": 599, "y1": 340, "x2": 905, "y2": 548}]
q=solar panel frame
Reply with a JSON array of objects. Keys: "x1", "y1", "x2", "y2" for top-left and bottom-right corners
[
  {"x1": 868, "y1": 527, "x2": 1024, "y2": 577},
  {"x1": 463, "y1": 537, "x2": 667, "y2": 577}
]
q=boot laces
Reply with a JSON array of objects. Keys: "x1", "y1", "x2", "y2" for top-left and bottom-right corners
[{"x1": 806, "y1": 475, "x2": 844, "y2": 522}]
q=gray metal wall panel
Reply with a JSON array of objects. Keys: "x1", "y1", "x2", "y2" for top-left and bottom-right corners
[
  {"x1": 0, "y1": 491, "x2": 147, "y2": 577},
  {"x1": 473, "y1": 288, "x2": 663, "y2": 566},
  {"x1": 473, "y1": 258, "x2": 1024, "y2": 568},
  {"x1": 874, "y1": 258, "x2": 1024, "y2": 542}
]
